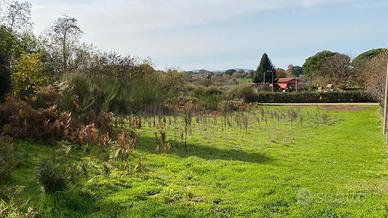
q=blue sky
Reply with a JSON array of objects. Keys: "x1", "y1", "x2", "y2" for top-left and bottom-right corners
[{"x1": 29, "y1": 0, "x2": 388, "y2": 71}]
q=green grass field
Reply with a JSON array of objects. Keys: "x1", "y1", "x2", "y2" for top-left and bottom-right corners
[{"x1": 2, "y1": 105, "x2": 387, "y2": 217}]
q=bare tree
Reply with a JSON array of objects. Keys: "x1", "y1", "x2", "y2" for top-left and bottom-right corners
[
  {"x1": 6, "y1": 1, "x2": 31, "y2": 31},
  {"x1": 43, "y1": 15, "x2": 83, "y2": 73},
  {"x1": 363, "y1": 50, "x2": 388, "y2": 103},
  {"x1": 0, "y1": 0, "x2": 32, "y2": 32},
  {"x1": 0, "y1": 0, "x2": 11, "y2": 17}
]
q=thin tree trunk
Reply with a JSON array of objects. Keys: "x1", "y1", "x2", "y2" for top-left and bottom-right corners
[
  {"x1": 63, "y1": 31, "x2": 67, "y2": 72},
  {"x1": 383, "y1": 61, "x2": 388, "y2": 135}
]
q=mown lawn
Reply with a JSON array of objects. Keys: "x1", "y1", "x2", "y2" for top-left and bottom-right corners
[{"x1": 2, "y1": 105, "x2": 387, "y2": 217}]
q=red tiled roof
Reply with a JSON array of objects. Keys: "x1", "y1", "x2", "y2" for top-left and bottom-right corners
[{"x1": 277, "y1": 78, "x2": 295, "y2": 83}]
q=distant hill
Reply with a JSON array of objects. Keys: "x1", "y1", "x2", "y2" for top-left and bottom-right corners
[{"x1": 186, "y1": 68, "x2": 253, "y2": 74}]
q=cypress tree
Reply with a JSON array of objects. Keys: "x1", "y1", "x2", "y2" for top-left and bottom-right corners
[
  {"x1": 253, "y1": 53, "x2": 275, "y2": 84},
  {"x1": 0, "y1": 53, "x2": 11, "y2": 100}
]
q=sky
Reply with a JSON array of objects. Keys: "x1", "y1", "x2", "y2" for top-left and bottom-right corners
[{"x1": 28, "y1": 0, "x2": 388, "y2": 71}]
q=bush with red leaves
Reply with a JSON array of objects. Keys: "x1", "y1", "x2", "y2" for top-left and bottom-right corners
[{"x1": 0, "y1": 97, "x2": 114, "y2": 145}]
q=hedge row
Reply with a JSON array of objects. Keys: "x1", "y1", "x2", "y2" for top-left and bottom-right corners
[{"x1": 248, "y1": 91, "x2": 374, "y2": 103}]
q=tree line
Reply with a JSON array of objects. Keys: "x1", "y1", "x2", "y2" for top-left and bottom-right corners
[
  {"x1": 252, "y1": 49, "x2": 387, "y2": 94},
  {"x1": 0, "y1": 1, "x2": 192, "y2": 117},
  {"x1": 1, "y1": 0, "x2": 387, "y2": 110}
]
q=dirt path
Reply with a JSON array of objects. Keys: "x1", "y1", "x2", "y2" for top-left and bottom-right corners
[{"x1": 258, "y1": 103, "x2": 379, "y2": 106}]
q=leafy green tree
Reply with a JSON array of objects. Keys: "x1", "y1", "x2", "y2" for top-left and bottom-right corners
[
  {"x1": 158, "y1": 69, "x2": 188, "y2": 98},
  {"x1": 286, "y1": 64, "x2": 303, "y2": 77},
  {"x1": 275, "y1": 68, "x2": 287, "y2": 78},
  {"x1": 353, "y1": 48, "x2": 385, "y2": 70},
  {"x1": 302, "y1": 50, "x2": 338, "y2": 80},
  {"x1": 224, "y1": 69, "x2": 236, "y2": 76},
  {"x1": 303, "y1": 51, "x2": 354, "y2": 88},
  {"x1": 314, "y1": 53, "x2": 353, "y2": 88},
  {"x1": 0, "y1": 21, "x2": 41, "y2": 100},
  {"x1": 0, "y1": 26, "x2": 18, "y2": 100},
  {"x1": 254, "y1": 53, "x2": 275, "y2": 83},
  {"x1": 11, "y1": 52, "x2": 48, "y2": 97}
]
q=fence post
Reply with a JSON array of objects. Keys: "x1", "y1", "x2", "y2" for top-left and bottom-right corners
[{"x1": 383, "y1": 61, "x2": 388, "y2": 135}]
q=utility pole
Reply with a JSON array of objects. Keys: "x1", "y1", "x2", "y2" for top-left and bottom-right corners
[
  {"x1": 383, "y1": 61, "x2": 388, "y2": 135},
  {"x1": 271, "y1": 70, "x2": 274, "y2": 92}
]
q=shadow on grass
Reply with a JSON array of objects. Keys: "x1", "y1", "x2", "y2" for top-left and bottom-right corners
[{"x1": 136, "y1": 136, "x2": 272, "y2": 164}]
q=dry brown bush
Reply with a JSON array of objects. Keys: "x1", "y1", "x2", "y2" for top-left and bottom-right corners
[
  {"x1": 0, "y1": 98, "x2": 114, "y2": 145},
  {"x1": 363, "y1": 50, "x2": 388, "y2": 103}
]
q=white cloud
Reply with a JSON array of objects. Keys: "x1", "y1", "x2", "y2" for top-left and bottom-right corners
[
  {"x1": 28, "y1": 0, "x2": 362, "y2": 70},
  {"x1": 30, "y1": 0, "x2": 350, "y2": 32}
]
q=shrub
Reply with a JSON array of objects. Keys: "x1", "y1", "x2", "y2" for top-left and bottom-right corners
[
  {"x1": 11, "y1": 52, "x2": 49, "y2": 98},
  {"x1": 0, "y1": 200, "x2": 24, "y2": 218},
  {"x1": 78, "y1": 124, "x2": 99, "y2": 145},
  {"x1": 174, "y1": 96, "x2": 203, "y2": 113},
  {"x1": 58, "y1": 73, "x2": 100, "y2": 120},
  {"x1": 65, "y1": 163, "x2": 82, "y2": 185},
  {"x1": 0, "y1": 98, "x2": 80, "y2": 142},
  {"x1": 192, "y1": 86, "x2": 223, "y2": 110},
  {"x1": 91, "y1": 112, "x2": 114, "y2": 135},
  {"x1": 218, "y1": 99, "x2": 250, "y2": 112},
  {"x1": 0, "y1": 136, "x2": 15, "y2": 182},
  {"x1": 0, "y1": 186, "x2": 37, "y2": 217},
  {"x1": 225, "y1": 84, "x2": 257, "y2": 102},
  {"x1": 113, "y1": 130, "x2": 137, "y2": 158},
  {"x1": 250, "y1": 91, "x2": 372, "y2": 103},
  {"x1": 59, "y1": 64, "x2": 188, "y2": 114},
  {"x1": 0, "y1": 26, "x2": 16, "y2": 101},
  {"x1": 158, "y1": 70, "x2": 188, "y2": 99},
  {"x1": 0, "y1": 98, "x2": 114, "y2": 145},
  {"x1": 154, "y1": 123, "x2": 170, "y2": 153},
  {"x1": 36, "y1": 160, "x2": 66, "y2": 193},
  {"x1": 27, "y1": 85, "x2": 59, "y2": 109}
]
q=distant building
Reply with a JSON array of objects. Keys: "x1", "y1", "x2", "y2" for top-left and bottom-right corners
[
  {"x1": 276, "y1": 78, "x2": 302, "y2": 90},
  {"x1": 326, "y1": 83, "x2": 334, "y2": 91}
]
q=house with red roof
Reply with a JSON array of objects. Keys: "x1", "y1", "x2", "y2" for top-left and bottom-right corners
[{"x1": 276, "y1": 78, "x2": 302, "y2": 91}]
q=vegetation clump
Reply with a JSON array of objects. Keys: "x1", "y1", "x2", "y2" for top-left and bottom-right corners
[
  {"x1": 0, "y1": 98, "x2": 114, "y2": 145},
  {"x1": 0, "y1": 136, "x2": 15, "y2": 182},
  {"x1": 36, "y1": 160, "x2": 66, "y2": 193},
  {"x1": 0, "y1": 1, "x2": 387, "y2": 217}
]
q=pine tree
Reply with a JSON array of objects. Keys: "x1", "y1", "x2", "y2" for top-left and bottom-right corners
[{"x1": 253, "y1": 53, "x2": 275, "y2": 84}]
